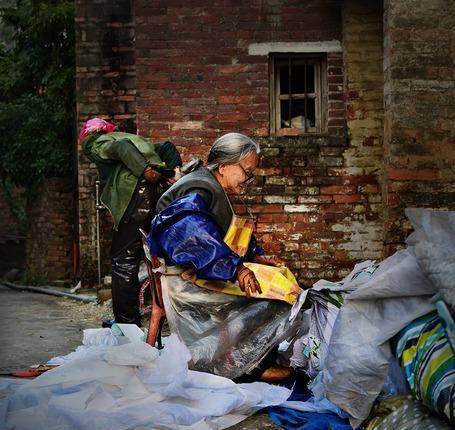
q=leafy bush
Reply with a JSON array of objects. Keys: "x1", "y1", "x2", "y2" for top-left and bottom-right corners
[{"x1": 0, "y1": 0, "x2": 75, "y2": 228}]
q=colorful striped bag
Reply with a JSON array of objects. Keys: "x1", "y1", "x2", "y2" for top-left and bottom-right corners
[{"x1": 394, "y1": 309, "x2": 455, "y2": 423}]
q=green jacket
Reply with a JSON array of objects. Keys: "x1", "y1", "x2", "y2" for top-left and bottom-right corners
[{"x1": 83, "y1": 131, "x2": 166, "y2": 229}]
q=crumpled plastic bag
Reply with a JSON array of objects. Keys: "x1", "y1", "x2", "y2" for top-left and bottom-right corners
[
  {"x1": 82, "y1": 327, "x2": 118, "y2": 346},
  {"x1": 0, "y1": 334, "x2": 291, "y2": 430},
  {"x1": 289, "y1": 260, "x2": 379, "y2": 378},
  {"x1": 161, "y1": 272, "x2": 300, "y2": 379},
  {"x1": 48, "y1": 324, "x2": 146, "y2": 365},
  {"x1": 289, "y1": 289, "x2": 344, "y2": 378}
]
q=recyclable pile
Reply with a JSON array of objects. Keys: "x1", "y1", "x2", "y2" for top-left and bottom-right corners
[
  {"x1": 0, "y1": 208, "x2": 453, "y2": 430},
  {"x1": 279, "y1": 208, "x2": 454, "y2": 429}
]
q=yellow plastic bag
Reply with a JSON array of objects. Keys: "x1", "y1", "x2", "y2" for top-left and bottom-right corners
[
  {"x1": 183, "y1": 214, "x2": 302, "y2": 305},
  {"x1": 189, "y1": 262, "x2": 301, "y2": 304}
]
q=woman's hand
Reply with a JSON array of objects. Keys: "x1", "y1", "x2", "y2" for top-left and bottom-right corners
[
  {"x1": 236, "y1": 264, "x2": 262, "y2": 297},
  {"x1": 143, "y1": 166, "x2": 162, "y2": 183},
  {"x1": 253, "y1": 254, "x2": 285, "y2": 267}
]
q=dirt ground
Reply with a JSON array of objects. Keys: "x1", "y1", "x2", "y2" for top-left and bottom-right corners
[{"x1": 0, "y1": 284, "x2": 280, "y2": 429}]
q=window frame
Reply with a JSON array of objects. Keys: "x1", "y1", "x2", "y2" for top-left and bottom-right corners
[{"x1": 269, "y1": 53, "x2": 327, "y2": 135}]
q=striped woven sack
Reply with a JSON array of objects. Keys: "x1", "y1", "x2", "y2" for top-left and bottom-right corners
[{"x1": 394, "y1": 310, "x2": 455, "y2": 423}]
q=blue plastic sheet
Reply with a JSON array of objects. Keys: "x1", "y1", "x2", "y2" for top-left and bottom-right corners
[{"x1": 268, "y1": 380, "x2": 353, "y2": 430}]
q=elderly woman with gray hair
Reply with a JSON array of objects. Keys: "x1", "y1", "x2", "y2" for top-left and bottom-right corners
[{"x1": 148, "y1": 132, "x2": 295, "y2": 381}]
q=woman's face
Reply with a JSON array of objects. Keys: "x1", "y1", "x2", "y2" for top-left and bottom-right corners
[{"x1": 216, "y1": 151, "x2": 259, "y2": 194}]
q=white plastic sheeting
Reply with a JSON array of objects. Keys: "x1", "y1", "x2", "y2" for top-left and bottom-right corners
[
  {"x1": 0, "y1": 334, "x2": 291, "y2": 430},
  {"x1": 322, "y1": 249, "x2": 437, "y2": 427},
  {"x1": 289, "y1": 260, "x2": 379, "y2": 377}
]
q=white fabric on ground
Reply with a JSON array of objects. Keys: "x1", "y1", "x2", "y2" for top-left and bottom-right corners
[
  {"x1": 82, "y1": 327, "x2": 119, "y2": 346},
  {"x1": 0, "y1": 334, "x2": 291, "y2": 430}
]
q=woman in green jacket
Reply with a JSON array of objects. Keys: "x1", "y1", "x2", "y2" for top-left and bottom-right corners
[{"x1": 80, "y1": 118, "x2": 182, "y2": 326}]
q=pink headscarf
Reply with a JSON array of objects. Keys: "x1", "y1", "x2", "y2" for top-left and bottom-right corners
[{"x1": 79, "y1": 118, "x2": 117, "y2": 140}]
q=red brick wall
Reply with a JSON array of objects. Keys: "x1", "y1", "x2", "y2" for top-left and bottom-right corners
[
  {"x1": 26, "y1": 178, "x2": 75, "y2": 283},
  {"x1": 75, "y1": 0, "x2": 453, "y2": 287},
  {"x1": 134, "y1": 0, "x2": 344, "y2": 154},
  {"x1": 133, "y1": 1, "x2": 386, "y2": 286}
]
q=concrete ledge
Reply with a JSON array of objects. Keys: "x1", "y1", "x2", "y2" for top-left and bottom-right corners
[{"x1": 248, "y1": 41, "x2": 342, "y2": 55}]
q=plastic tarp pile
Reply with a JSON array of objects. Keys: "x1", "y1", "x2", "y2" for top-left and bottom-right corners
[
  {"x1": 0, "y1": 333, "x2": 291, "y2": 430},
  {"x1": 320, "y1": 208, "x2": 455, "y2": 427}
]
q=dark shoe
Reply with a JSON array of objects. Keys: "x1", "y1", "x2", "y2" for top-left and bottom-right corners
[
  {"x1": 102, "y1": 319, "x2": 142, "y2": 328},
  {"x1": 102, "y1": 319, "x2": 115, "y2": 328}
]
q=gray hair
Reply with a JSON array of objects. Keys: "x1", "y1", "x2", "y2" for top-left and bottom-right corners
[{"x1": 206, "y1": 132, "x2": 260, "y2": 170}]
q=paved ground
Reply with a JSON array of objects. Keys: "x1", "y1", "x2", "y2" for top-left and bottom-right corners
[
  {"x1": 0, "y1": 284, "x2": 111, "y2": 373},
  {"x1": 0, "y1": 284, "x2": 280, "y2": 429}
]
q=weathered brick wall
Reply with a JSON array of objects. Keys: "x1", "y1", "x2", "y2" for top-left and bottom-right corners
[
  {"x1": 243, "y1": 135, "x2": 352, "y2": 284},
  {"x1": 75, "y1": 0, "x2": 452, "y2": 286},
  {"x1": 336, "y1": 0, "x2": 384, "y2": 262},
  {"x1": 383, "y1": 0, "x2": 455, "y2": 254},
  {"x1": 26, "y1": 179, "x2": 74, "y2": 283},
  {"x1": 76, "y1": 0, "x2": 137, "y2": 284},
  {"x1": 133, "y1": 1, "x2": 386, "y2": 285},
  {"x1": 134, "y1": 0, "x2": 344, "y2": 155}
]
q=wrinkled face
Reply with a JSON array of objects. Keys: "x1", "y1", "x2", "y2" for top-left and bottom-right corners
[{"x1": 216, "y1": 151, "x2": 259, "y2": 194}]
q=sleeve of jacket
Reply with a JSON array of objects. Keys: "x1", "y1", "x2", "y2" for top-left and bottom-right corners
[
  {"x1": 149, "y1": 208, "x2": 242, "y2": 281},
  {"x1": 91, "y1": 138, "x2": 148, "y2": 177}
]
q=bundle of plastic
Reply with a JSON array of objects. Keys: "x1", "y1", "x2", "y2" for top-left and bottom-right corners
[
  {"x1": 405, "y1": 208, "x2": 455, "y2": 307},
  {"x1": 0, "y1": 334, "x2": 291, "y2": 430},
  {"x1": 365, "y1": 395, "x2": 452, "y2": 430},
  {"x1": 394, "y1": 310, "x2": 454, "y2": 423},
  {"x1": 321, "y1": 249, "x2": 436, "y2": 427}
]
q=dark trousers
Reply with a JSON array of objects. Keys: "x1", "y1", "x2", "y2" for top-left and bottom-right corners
[{"x1": 110, "y1": 181, "x2": 160, "y2": 325}]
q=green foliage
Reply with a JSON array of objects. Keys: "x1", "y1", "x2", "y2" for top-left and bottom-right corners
[{"x1": 0, "y1": 0, "x2": 75, "y2": 193}]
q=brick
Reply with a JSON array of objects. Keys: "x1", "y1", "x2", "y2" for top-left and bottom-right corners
[
  {"x1": 387, "y1": 168, "x2": 440, "y2": 181},
  {"x1": 320, "y1": 185, "x2": 357, "y2": 194},
  {"x1": 333, "y1": 194, "x2": 365, "y2": 203},
  {"x1": 264, "y1": 195, "x2": 296, "y2": 204}
]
